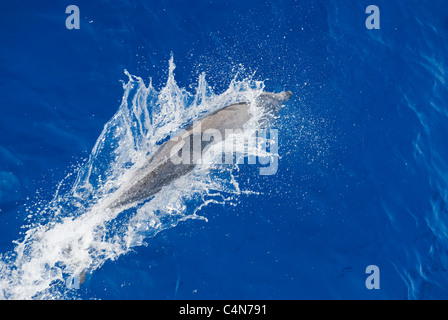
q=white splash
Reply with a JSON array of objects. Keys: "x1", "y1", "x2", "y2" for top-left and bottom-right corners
[{"x1": 0, "y1": 57, "x2": 270, "y2": 300}]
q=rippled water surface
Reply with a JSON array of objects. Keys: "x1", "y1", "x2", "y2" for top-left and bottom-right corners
[{"x1": 0, "y1": 0, "x2": 447, "y2": 299}]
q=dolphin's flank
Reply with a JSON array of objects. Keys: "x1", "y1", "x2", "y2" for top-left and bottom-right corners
[{"x1": 106, "y1": 91, "x2": 292, "y2": 210}]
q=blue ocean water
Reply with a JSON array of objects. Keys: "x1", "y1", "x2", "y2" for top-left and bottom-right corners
[{"x1": 0, "y1": 0, "x2": 448, "y2": 299}]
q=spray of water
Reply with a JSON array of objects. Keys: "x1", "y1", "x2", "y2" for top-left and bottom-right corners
[{"x1": 0, "y1": 57, "x2": 273, "y2": 299}]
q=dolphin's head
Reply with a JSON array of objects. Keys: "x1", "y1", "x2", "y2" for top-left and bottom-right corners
[
  {"x1": 276, "y1": 91, "x2": 293, "y2": 102},
  {"x1": 256, "y1": 91, "x2": 292, "y2": 114}
]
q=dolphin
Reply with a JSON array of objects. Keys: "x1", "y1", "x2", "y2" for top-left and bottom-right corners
[
  {"x1": 66, "y1": 90, "x2": 291, "y2": 286},
  {"x1": 105, "y1": 90, "x2": 292, "y2": 210}
]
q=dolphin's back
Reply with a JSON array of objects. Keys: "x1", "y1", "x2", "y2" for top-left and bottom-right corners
[
  {"x1": 108, "y1": 102, "x2": 251, "y2": 209},
  {"x1": 199, "y1": 102, "x2": 251, "y2": 133},
  {"x1": 108, "y1": 91, "x2": 291, "y2": 210}
]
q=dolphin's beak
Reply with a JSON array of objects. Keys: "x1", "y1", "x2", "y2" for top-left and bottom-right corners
[
  {"x1": 277, "y1": 91, "x2": 292, "y2": 102},
  {"x1": 284, "y1": 91, "x2": 292, "y2": 101},
  {"x1": 256, "y1": 91, "x2": 292, "y2": 112}
]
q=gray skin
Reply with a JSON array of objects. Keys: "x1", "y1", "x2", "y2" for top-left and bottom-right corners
[
  {"x1": 106, "y1": 91, "x2": 292, "y2": 210},
  {"x1": 73, "y1": 91, "x2": 291, "y2": 284}
]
